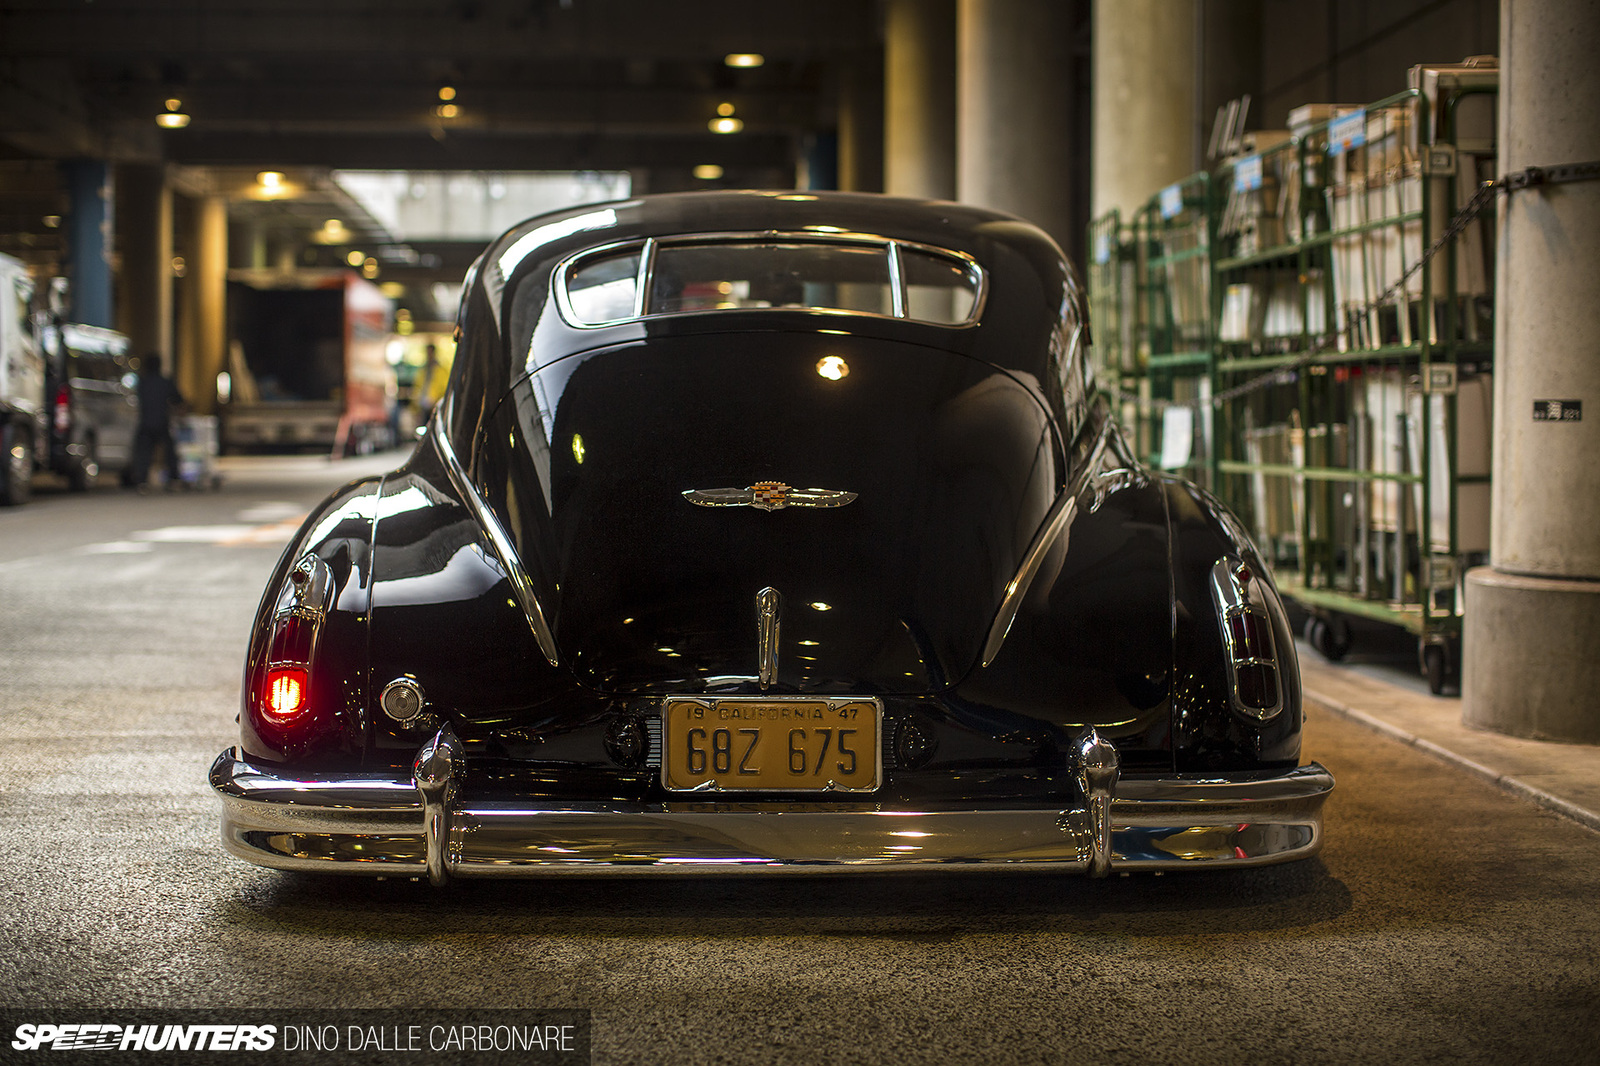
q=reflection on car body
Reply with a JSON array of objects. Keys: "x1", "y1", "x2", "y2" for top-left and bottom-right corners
[{"x1": 211, "y1": 191, "x2": 1331, "y2": 883}]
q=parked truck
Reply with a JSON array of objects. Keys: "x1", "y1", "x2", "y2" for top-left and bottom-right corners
[
  {"x1": 222, "y1": 271, "x2": 395, "y2": 454},
  {"x1": 0, "y1": 252, "x2": 45, "y2": 506}
]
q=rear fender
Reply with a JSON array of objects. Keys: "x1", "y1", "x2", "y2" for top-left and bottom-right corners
[
  {"x1": 240, "y1": 476, "x2": 382, "y2": 764},
  {"x1": 1166, "y1": 480, "x2": 1303, "y2": 769}
]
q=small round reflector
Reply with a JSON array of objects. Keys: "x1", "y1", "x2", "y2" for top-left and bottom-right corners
[
  {"x1": 264, "y1": 667, "x2": 309, "y2": 721},
  {"x1": 380, "y1": 678, "x2": 425, "y2": 723}
]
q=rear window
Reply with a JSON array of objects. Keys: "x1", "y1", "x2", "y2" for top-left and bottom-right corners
[{"x1": 558, "y1": 236, "x2": 982, "y2": 328}]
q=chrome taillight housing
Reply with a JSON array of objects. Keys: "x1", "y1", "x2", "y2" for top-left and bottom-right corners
[
  {"x1": 1209, "y1": 557, "x2": 1284, "y2": 721},
  {"x1": 256, "y1": 553, "x2": 335, "y2": 725}
]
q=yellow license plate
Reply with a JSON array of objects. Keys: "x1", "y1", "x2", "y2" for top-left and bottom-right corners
[{"x1": 662, "y1": 697, "x2": 882, "y2": 793}]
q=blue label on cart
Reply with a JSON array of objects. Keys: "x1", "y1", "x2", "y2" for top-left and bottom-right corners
[
  {"x1": 1232, "y1": 155, "x2": 1262, "y2": 193},
  {"x1": 1159, "y1": 183, "x2": 1185, "y2": 219},
  {"x1": 1533, "y1": 399, "x2": 1581, "y2": 421},
  {"x1": 1328, "y1": 109, "x2": 1366, "y2": 155}
]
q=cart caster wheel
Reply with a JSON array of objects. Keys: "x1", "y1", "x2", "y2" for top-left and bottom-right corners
[
  {"x1": 1309, "y1": 616, "x2": 1352, "y2": 662},
  {"x1": 1423, "y1": 644, "x2": 1450, "y2": 695}
]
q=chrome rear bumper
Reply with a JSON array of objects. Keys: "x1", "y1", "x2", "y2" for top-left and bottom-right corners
[{"x1": 211, "y1": 730, "x2": 1332, "y2": 882}]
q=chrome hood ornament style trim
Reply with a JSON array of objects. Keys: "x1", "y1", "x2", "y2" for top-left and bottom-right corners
[
  {"x1": 683, "y1": 482, "x2": 858, "y2": 511},
  {"x1": 756, "y1": 587, "x2": 782, "y2": 689}
]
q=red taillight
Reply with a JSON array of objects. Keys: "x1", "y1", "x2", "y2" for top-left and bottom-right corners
[
  {"x1": 1226, "y1": 611, "x2": 1271, "y2": 661},
  {"x1": 264, "y1": 667, "x2": 310, "y2": 721},
  {"x1": 53, "y1": 387, "x2": 71, "y2": 434}
]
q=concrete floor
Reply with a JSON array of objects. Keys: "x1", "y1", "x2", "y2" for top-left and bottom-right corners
[{"x1": 1, "y1": 453, "x2": 1597, "y2": 1065}]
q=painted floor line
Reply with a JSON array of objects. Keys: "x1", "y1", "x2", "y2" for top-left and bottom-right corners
[{"x1": 1307, "y1": 685, "x2": 1600, "y2": 835}]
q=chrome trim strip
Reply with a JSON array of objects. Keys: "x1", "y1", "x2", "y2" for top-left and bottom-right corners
[
  {"x1": 433, "y1": 410, "x2": 560, "y2": 667},
  {"x1": 756, "y1": 587, "x2": 782, "y2": 689},
  {"x1": 212, "y1": 749, "x2": 1332, "y2": 877},
  {"x1": 980, "y1": 420, "x2": 1112, "y2": 668},
  {"x1": 1074, "y1": 728, "x2": 1119, "y2": 878},
  {"x1": 981, "y1": 496, "x2": 1077, "y2": 668},
  {"x1": 634, "y1": 237, "x2": 657, "y2": 318},
  {"x1": 886, "y1": 240, "x2": 906, "y2": 318}
]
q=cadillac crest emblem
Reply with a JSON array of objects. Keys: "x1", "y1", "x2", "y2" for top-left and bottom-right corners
[{"x1": 683, "y1": 482, "x2": 858, "y2": 511}]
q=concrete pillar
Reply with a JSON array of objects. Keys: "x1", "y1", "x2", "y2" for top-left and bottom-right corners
[
  {"x1": 62, "y1": 159, "x2": 114, "y2": 328},
  {"x1": 957, "y1": 0, "x2": 1082, "y2": 259},
  {"x1": 1463, "y1": 0, "x2": 1600, "y2": 742},
  {"x1": 885, "y1": 0, "x2": 956, "y2": 200},
  {"x1": 837, "y1": 48, "x2": 885, "y2": 193},
  {"x1": 115, "y1": 164, "x2": 173, "y2": 366},
  {"x1": 175, "y1": 194, "x2": 228, "y2": 415},
  {"x1": 1091, "y1": 0, "x2": 1198, "y2": 219}
]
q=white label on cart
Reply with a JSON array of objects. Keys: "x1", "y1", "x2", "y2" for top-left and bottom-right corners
[
  {"x1": 1328, "y1": 110, "x2": 1367, "y2": 155},
  {"x1": 1159, "y1": 183, "x2": 1185, "y2": 219},
  {"x1": 1233, "y1": 155, "x2": 1262, "y2": 193}
]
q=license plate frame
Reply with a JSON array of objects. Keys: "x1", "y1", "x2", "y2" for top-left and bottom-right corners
[{"x1": 661, "y1": 696, "x2": 883, "y2": 793}]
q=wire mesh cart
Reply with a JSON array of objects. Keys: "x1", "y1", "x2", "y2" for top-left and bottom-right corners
[{"x1": 1088, "y1": 61, "x2": 1498, "y2": 693}]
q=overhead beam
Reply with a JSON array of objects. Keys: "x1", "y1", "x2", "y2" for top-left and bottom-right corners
[
  {"x1": 0, "y1": 0, "x2": 878, "y2": 62},
  {"x1": 164, "y1": 130, "x2": 796, "y2": 172}
]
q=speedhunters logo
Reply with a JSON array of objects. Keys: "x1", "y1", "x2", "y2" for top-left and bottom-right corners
[
  {"x1": 13, "y1": 1024, "x2": 277, "y2": 1052},
  {"x1": 2, "y1": 1010, "x2": 589, "y2": 1062}
]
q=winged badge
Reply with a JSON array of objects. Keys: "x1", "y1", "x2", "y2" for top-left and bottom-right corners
[{"x1": 682, "y1": 481, "x2": 858, "y2": 512}]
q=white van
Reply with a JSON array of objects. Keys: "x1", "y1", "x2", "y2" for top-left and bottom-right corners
[{"x1": 0, "y1": 252, "x2": 45, "y2": 506}]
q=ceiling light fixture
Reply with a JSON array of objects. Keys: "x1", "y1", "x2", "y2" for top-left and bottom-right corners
[
  {"x1": 717, "y1": 102, "x2": 736, "y2": 117},
  {"x1": 709, "y1": 116, "x2": 744, "y2": 134},
  {"x1": 725, "y1": 53, "x2": 764, "y2": 68},
  {"x1": 435, "y1": 103, "x2": 459, "y2": 119},
  {"x1": 693, "y1": 164, "x2": 724, "y2": 180},
  {"x1": 157, "y1": 98, "x2": 190, "y2": 128},
  {"x1": 438, "y1": 86, "x2": 457, "y2": 101}
]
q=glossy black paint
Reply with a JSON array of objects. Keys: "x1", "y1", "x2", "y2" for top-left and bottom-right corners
[
  {"x1": 478, "y1": 330, "x2": 1060, "y2": 695},
  {"x1": 236, "y1": 190, "x2": 1304, "y2": 800}
]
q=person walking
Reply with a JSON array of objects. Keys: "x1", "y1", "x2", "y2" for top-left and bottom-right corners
[{"x1": 129, "y1": 352, "x2": 185, "y2": 491}]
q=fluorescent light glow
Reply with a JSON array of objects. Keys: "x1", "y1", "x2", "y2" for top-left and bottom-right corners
[
  {"x1": 155, "y1": 112, "x2": 190, "y2": 129},
  {"x1": 257, "y1": 171, "x2": 284, "y2": 188},
  {"x1": 709, "y1": 117, "x2": 744, "y2": 134},
  {"x1": 693, "y1": 164, "x2": 724, "y2": 181},
  {"x1": 725, "y1": 53, "x2": 764, "y2": 68}
]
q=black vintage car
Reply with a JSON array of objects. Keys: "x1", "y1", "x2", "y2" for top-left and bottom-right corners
[{"x1": 211, "y1": 191, "x2": 1331, "y2": 883}]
